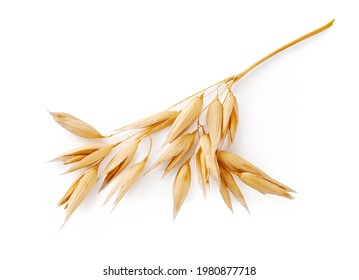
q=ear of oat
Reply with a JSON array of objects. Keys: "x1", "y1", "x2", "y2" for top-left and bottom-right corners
[
  {"x1": 116, "y1": 111, "x2": 179, "y2": 132},
  {"x1": 206, "y1": 97, "x2": 223, "y2": 153},
  {"x1": 239, "y1": 172, "x2": 293, "y2": 199},
  {"x1": 104, "y1": 157, "x2": 148, "y2": 207},
  {"x1": 53, "y1": 142, "x2": 108, "y2": 160},
  {"x1": 58, "y1": 177, "x2": 80, "y2": 207},
  {"x1": 165, "y1": 95, "x2": 203, "y2": 144},
  {"x1": 99, "y1": 154, "x2": 133, "y2": 192},
  {"x1": 229, "y1": 107, "x2": 238, "y2": 143},
  {"x1": 218, "y1": 151, "x2": 266, "y2": 176},
  {"x1": 221, "y1": 95, "x2": 239, "y2": 143},
  {"x1": 218, "y1": 151, "x2": 294, "y2": 193},
  {"x1": 173, "y1": 161, "x2": 191, "y2": 219},
  {"x1": 219, "y1": 177, "x2": 233, "y2": 212},
  {"x1": 61, "y1": 166, "x2": 98, "y2": 227},
  {"x1": 163, "y1": 133, "x2": 196, "y2": 176},
  {"x1": 232, "y1": 95, "x2": 239, "y2": 121},
  {"x1": 99, "y1": 165, "x2": 120, "y2": 192},
  {"x1": 220, "y1": 166, "x2": 249, "y2": 213},
  {"x1": 148, "y1": 132, "x2": 196, "y2": 173},
  {"x1": 135, "y1": 113, "x2": 179, "y2": 140},
  {"x1": 63, "y1": 144, "x2": 113, "y2": 174},
  {"x1": 51, "y1": 155, "x2": 85, "y2": 164},
  {"x1": 195, "y1": 149, "x2": 209, "y2": 197},
  {"x1": 198, "y1": 134, "x2": 220, "y2": 183},
  {"x1": 112, "y1": 159, "x2": 147, "y2": 210},
  {"x1": 50, "y1": 112, "x2": 104, "y2": 138},
  {"x1": 63, "y1": 155, "x2": 87, "y2": 165},
  {"x1": 264, "y1": 177, "x2": 295, "y2": 193},
  {"x1": 163, "y1": 149, "x2": 187, "y2": 177},
  {"x1": 100, "y1": 141, "x2": 139, "y2": 177},
  {"x1": 222, "y1": 94, "x2": 235, "y2": 135}
]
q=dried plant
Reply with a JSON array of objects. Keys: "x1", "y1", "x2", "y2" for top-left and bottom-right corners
[{"x1": 49, "y1": 20, "x2": 334, "y2": 226}]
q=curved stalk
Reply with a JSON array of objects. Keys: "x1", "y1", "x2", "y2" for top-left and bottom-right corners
[
  {"x1": 168, "y1": 19, "x2": 334, "y2": 109},
  {"x1": 230, "y1": 19, "x2": 334, "y2": 83}
]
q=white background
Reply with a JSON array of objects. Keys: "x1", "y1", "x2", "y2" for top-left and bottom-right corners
[{"x1": 1, "y1": 1, "x2": 358, "y2": 279}]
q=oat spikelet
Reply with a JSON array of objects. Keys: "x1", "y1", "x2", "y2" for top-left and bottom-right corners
[
  {"x1": 63, "y1": 155, "x2": 87, "y2": 165},
  {"x1": 61, "y1": 166, "x2": 98, "y2": 227},
  {"x1": 99, "y1": 155, "x2": 133, "y2": 192},
  {"x1": 222, "y1": 94, "x2": 235, "y2": 135},
  {"x1": 229, "y1": 102, "x2": 239, "y2": 143},
  {"x1": 64, "y1": 143, "x2": 114, "y2": 174},
  {"x1": 218, "y1": 151, "x2": 266, "y2": 176},
  {"x1": 135, "y1": 113, "x2": 178, "y2": 139},
  {"x1": 206, "y1": 97, "x2": 223, "y2": 152},
  {"x1": 219, "y1": 177, "x2": 233, "y2": 212},
  {"x1": 165, "y1": 95, "x2": 203, "y2": 144},
  {"x1": 53, "y1": 142, "x2": 108, "y2": 160},
  {"x1": 197, "y1": 134, "x2": 220, "y2": 182},
  {"x1": 58, "y1": 178, "x2": 80, "y2": 207},
  {"x1": 104, "y1": 157, "x2": 148, "y2": 208},
  {"x1": 195, "y1": 148, "x2": 209, "y2": 197},
  {"x1": 218, "y1": 151, "x2": 294, "y2": 192},
  {"x1": 163, "y1": 133, "x2": 196, "y2": 176},
  {"x1": 222, "y1": 94, "x2": 239, "y2": 143},
  {"x1": 51, "y1": 155, "x2": 87, "y2": 164},
  {"x1": 173, "y1": 161, "x2": 191, "y2": 219},
  {"x1": 148, "y1": 132, "x2": 196, "y2": 173},
  {"x1": 50, "y1": 112, "x2": 104, "y2": 138},
  {"x1": 220, "y1": 166, "x2": 249, "y2": 213},
  {"x1": 116, "y1": 111, "x2": 179, "y2": 132},
  {"x1": 100, "y1": 140, "x2": 138, "y2": 177},
  {"x1": 239, "y1": 172, "x2": 293, "y2": 199}
]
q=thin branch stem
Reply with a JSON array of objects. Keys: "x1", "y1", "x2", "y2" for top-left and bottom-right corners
[
  {"x1": 146, "y1": 136, "x2": 153, "y2": 158},
  {"x1": 231, "y1": 19, "x2": 334, "y2": 83},
  {"x1": 169, "y1": 20, "x2": 334, "y2": 111}
]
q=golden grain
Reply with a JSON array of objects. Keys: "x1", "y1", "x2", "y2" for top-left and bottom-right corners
[
  {"x1": 218, "y1": 150, "x2": 294, "y2": 193},
  {"x1": 135, "y1": 112, "x2": 179, "y2": 140},
  {"x1": 100, "y1": 140, "x2": 138, "y2": 177},
  {"x1": 229, "y1": 103, "x2": 238, "y2": 143},
  {"x1": 58, "y1": 178, "x2": 79, "y2": 207},
  {"x1": 222, "y1": 94, "x2": 235, "y2": 134},
  {"x1": 218, "y1": 150, "x2": 266, "y2": 176},
  {"x1": 195, "y1": 149, "x2": 209, "y2": 196},
  {"x1": 206, "y1": 97, "x2": 223, "y2": 153},
  {"x1": 197, "y1": 134, "x2": 220, "y2": 182},
  {"x1": 104, "y1": 157, "x2": 148, "y2": 208},
  {"x1": 163, "y1": 133, "x2": 195, "y2": 176},
  {"x1": 61, "y1": 165, "x2": 98, "y2": 227},
  {"x1": 222, "y1": 94, "x2": 239, "y2": 144},
  {"x1": 63, "y1": 155, "x2": 87, "y2": 165},
  {"x1": 173, "y1": 161, "x2": 191, "y2": 219},
  {"x1": 54, "y1": 142, "x2": 108, "y2": 160},
  {"x1": 220, "y1": 166, "x2": 249, "y2": 213},
  {"x1": 116, "y1": 111, "x2": 179, "y2": 132},
  {"x1": 63, "y1": 143, "x2": 114, "y2": 174},
  {"x1": 219, "y1": 177, "x2": 233, "y2": 212},
  {"x1": 148, "y1": 132, "x2": 196, "y2": 173},
  {"x1": 239, "y1": 172, "x2": 292, "y2": 199},
  {"x1": 165, "y1": 95, "x2": 203, "y2": 144},
  {"x1": 50, "y1": 112, "x2": 104, "y2": 138},
  {"x1": 99, "y1": 154, "x2": 134, "y2": 192}
]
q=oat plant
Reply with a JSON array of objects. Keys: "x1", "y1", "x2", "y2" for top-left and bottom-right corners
[{"x1": 49, "y1": 20, "x2": 334, "y2": 226}]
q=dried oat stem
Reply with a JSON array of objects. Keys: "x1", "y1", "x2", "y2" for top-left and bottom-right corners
[
  {"x1": 229, "y1": 19, "x2": 334, "y2": 83},
  {"x1": 169, "y1": 19, "x2": 334, "y2": 109}
]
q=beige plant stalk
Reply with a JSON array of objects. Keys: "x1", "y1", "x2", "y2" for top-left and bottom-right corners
[{"x1": 49, "y1": 20, "x2": 334, "y2": 226}]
